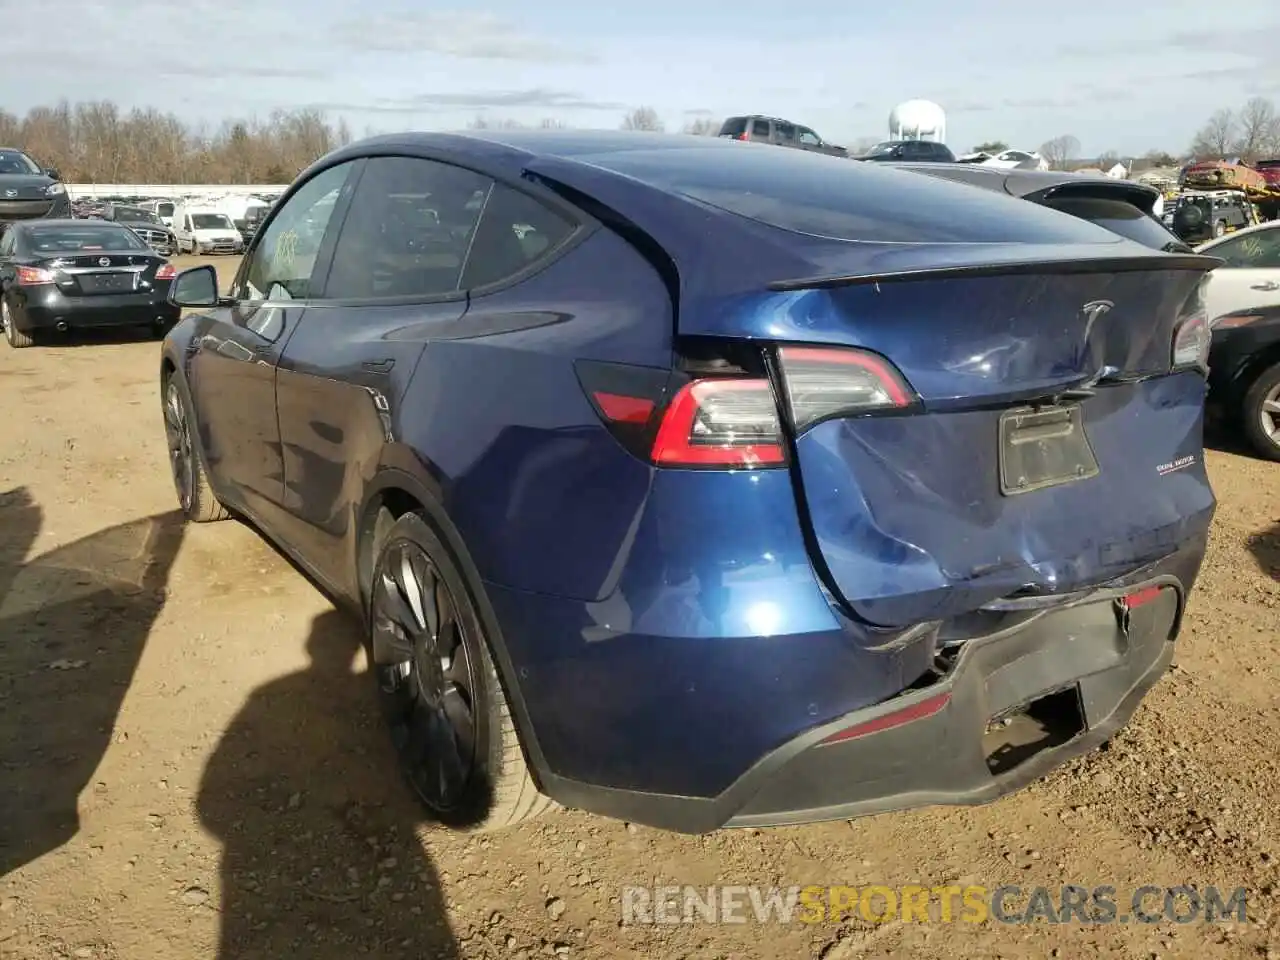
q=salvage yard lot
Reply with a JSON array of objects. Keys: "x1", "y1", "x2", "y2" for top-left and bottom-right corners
[{"x1": 0, "y1": 254, "x2": 1277, "y2": 960}]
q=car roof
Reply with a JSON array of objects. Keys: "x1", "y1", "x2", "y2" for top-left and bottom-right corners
[{"x1": 13, "y1": 219, "x2": 111, "y2": 229}]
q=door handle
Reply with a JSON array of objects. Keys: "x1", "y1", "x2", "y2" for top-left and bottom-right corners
[
  {"x1": 362, "y1": 358, "x2": 395, "y2": 373},
  {"x1": 1249, "y1": 281, "x2": 1280, "y2": 291}
]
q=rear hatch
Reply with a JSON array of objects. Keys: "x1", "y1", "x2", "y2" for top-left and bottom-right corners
[{"x1": 532, "y1": 147, "x2": 1220, "y2": 629}]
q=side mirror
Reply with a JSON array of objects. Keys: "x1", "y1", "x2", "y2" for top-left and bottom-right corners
[
  {"x1": 168, "y1": 264, "x2": 219, "y2": 308},
  {"x1": 44, "y1": 167, "x2": 61, "y2": 181}
]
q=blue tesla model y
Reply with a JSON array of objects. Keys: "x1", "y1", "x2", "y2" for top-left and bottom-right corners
[{"x1": 159, "y1": 130, "x2": 1220, "y2": 834}]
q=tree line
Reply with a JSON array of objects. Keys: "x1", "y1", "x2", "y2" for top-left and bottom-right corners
[{"x1": 4, "y1": 97, "x2": 1277, "y2": 185}]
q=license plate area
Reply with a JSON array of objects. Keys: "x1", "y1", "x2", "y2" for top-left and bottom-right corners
[
  {"x1": 78, "y1": 273, "x2": 137, "y2": 294},
  {"x1": 998, "y1": 403, "x2": 1099, "y2": 496}
]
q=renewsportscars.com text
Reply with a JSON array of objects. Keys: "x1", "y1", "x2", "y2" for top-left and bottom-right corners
[{"x1": 620, "y1": 884, "x2": 1250, "y2": 925}]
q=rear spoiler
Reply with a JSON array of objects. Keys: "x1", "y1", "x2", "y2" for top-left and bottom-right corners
[{"x1": 767, "y1": 253, "x2": 1223, "y2": 292}]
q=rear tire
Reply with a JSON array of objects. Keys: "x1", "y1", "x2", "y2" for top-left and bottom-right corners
[
  {"x1": 369, "y1": 509, "x2": 552, "y2": 833},
  {"x1": 2, "y1": 300, "x2": 34, "y2": 349},
  {"x1": 1241, "y1": 361, "x2": 1280, "y2": 462},
  {"x1": 162, "y1": 376, "x2": 230, "y2": 522}
]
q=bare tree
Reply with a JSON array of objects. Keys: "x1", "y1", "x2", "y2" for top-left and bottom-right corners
[
  {"x1": 972, "y1": 140, "x2": 1008, "y2": 153},
  {"x1": 682, "y1": 117, "x2": 718, "y2": 136},
  {"x1": 1233, "y1": 97, "x2": 1279, "y2": 161},
  {"x1": 539, "y1": 118, "x2": 565, "y2": 129},
  {"x1": 1039, "y1": 134, "x2": 1080, "y2": 170},
  {"x1": 1096, "y1": 150, "x2": 1122, "y2": 171},
  {"x1": 621, "y1": 107, "x2": 664, "y2": 132},
  {"x1": 1189, "y1": 108, "x2": 1236, "y2": 159}
]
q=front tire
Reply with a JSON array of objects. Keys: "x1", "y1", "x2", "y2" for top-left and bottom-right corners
[
  {"x1": 369, "y1": 510, "x2": 551, "y2": 832},
  {"x1": 1241, "y1": 361, "x2": 1280, "y2": 462},
  {"x1": 2, "y1": 299, "x2": 34, "y2": 349},
  {"x1": 162, "y1": 376, "x2": 230, "y2": 522}
]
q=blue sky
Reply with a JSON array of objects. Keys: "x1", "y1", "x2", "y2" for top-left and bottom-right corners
[{"x1": 5, "y1": 0, "x2": 1278, "y2": 156}]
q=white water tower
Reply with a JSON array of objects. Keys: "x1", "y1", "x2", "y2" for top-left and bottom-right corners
[{"x1": 889, "y1": 99, "x2": 946, "y2": 142}]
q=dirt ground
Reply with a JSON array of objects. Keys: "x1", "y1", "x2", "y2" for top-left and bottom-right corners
[{"x1": 1, "y1": 254, "x2": 1278, "y2": 960}]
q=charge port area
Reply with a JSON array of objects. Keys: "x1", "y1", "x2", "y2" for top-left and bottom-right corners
[{"x1": 983, "y1": 686, "x2": 1086, "y2": 775}]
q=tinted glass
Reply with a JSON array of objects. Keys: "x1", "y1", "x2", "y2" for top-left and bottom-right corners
[
  {"x1": 191, "y1": 213, "x2": 234, "y2": 230},
  {"x1": 461, "y1": 185, "x2": 576, "y2": 289},
  {"x1": 931, "y1": 143, "x2": 956, "y2": 160},
  {"x1": 797, "y1": 128, "x2": 820, "y2": 146},
  {"x1": 243, "y1": 161, "x2": 354, "y2": 301},
  {"x1": 0, "y1": 151, "x2": 41, "y2": 175},
  {"x1": 157, "y1": 202, "x2": 174, "y2": 216},
  {"x1": 774, "y1": 122, "x2": 797, "y2": 142},
  {"x1": 114, "y1": 207, "x2": 160, "y2": 224},
  {"x1": 1207, "y1": 228, "x2": 1280, "y2": 268},
  {"x1": 585, "y1": 146, "x2": 1120, "y2": 244},
  {"x1": 324, "y1": 156, "x2": 491, "y2": 300},
  {"x1": 719, "y1": 117, "x2": 747, "y2": 137},
  {"x1": 866, "y1": 142, "x2": 899, "y2": 156},
  {"x1": 25, "y1": 225, "x2": 146, "y2": 252},
  {"x1": 1040, "y1": 196, "x2": 1190, "y2": 252},
  {"x1": 751, "y1": 119, "x2": 770, "y2": 138}
]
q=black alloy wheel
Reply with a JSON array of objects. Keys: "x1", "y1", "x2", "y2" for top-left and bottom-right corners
[
  {"x1": 163, "y1": 379, "x2": 194, "y2": 514},
  {"x1": 372, "y1": 535, "x2": 482, "y2": 815}
]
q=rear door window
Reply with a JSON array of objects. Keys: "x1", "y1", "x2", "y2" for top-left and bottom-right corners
[
  {"x1": 323, "y1": 156, "x2": 492, "y2": 300},
  {"x1": 774, "y1": 121, "x2": 797, "y2": 144},
  {"x1": 750, "y1": 119, "x2": 770, "y2": 139}
]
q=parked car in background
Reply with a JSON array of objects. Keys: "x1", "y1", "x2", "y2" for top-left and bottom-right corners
[
  {"x1": 978, "y1": 149, "x2": 1048, "y2": 171},
  {"x1": 172, "y1": 204, "x2": 244, "y2": 255},
  {"x1": 160, "y1": 130, "x2": 1218, "y2": 835},
  {"x1": 1171, "y1": 191, "x2": 1253, "y2": 243},
  {"x1": 1206, "y1": 304, "x2": 1280, "y2": 460},
  {"x1": 0, "y1": 219, "x2": 178, "y2": 348},
  {"x1": 717, "y1": 116, "x2": 848, "y2": 156},
  {"x1": 1193, "y1": 220, "x2": 1280, "y2": 324},
  {"x1": 858, "y1": 140, "x2": 956, "y2": 162},
  {"x1": 99, "y1": 203, "x2": 177, "y2": 255},
  {"x1": 890, "y1": 162, "x2": 1193, "y2": 251},
  {"x1": 0, "y1": 148, "x2": 72, "y2": 222},
  {"x1": 140, "y1": 199, "x2": 177, "y2": 228}
]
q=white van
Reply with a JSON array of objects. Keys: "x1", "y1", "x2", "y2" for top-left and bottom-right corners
[{"x1": 172, "y1": 204, "x2": 244, "y2": 255}]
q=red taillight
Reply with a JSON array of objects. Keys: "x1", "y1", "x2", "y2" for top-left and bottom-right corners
[
  {"x1": 155, "y1": 263, "x2": 177, "y2": 280},
  {"x1": 737, "y1": 133, "x2": 749, "y2": 141},
  {"x1": 651, "y1": 379, "x2": 786, "y2": 468},
  {"x1": 1172, "y1": 278, "x2": 1210, "y2": 370},
  {"x1": 820, "y1": 691, "x2": 952, "y2": 745},
  {"x1": 593, "y1": 391, "x2": 654, "y2": 424},
  {"x1": 776, "y1": 345, "x2": 915, "y2": 433},
  {"x1": 15, "y1": 265, "x2": 55, "y2": 285}
]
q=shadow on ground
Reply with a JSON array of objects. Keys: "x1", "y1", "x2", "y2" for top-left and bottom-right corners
[
  {"x1": 0, "y1": 487, "x2": 184, "y2": 877},
  {"x1": 196, "y1": 609, "x2": 460, "y2": 959},
  {"x1": 1247, "y1": 519, "x2": 1280, "y2": 583}
]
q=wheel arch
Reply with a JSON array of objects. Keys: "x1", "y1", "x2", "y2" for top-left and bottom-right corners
[{"x1": 354, "y1": 455, "x2": 554, "y2": 787}]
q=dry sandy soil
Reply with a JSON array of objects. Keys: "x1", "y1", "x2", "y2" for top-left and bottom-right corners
[{"x1": 1, "y1": 255, "x2": 1278, "y2": 960}]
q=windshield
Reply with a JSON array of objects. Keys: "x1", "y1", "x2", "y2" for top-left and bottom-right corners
[
  {"x1": 866, "y1": 142, "x2": 899, "y2": 156},
  {"x1": 191, "y1": 213, "x2": 234, "y2": 230},
  {"x1": 0, "y1": 150, "x2": 42, "y2": 176},
  {"x1": 26, "y1": 225, "x2": 147, "y2": 253},
  {"x1": 115, "y1": 208, "x2": 161, "y2": 224}
]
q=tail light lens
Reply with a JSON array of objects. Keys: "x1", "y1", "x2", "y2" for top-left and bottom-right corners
[
  {"x1": 155, "y1": 263, "x2": 177, "y2": 280},
  {"x1": 777, "y1": 345, "x2": 915, "y2": 433},
  {"x1": 651, "y1": 379, "x2": 785, "y2": 468},
  {"x1": 15, "y1": 266, "x2": 55, "y2": 285},
  {"x1": 1172, "y1": 278, "x2": 1210, "y2": 371}
]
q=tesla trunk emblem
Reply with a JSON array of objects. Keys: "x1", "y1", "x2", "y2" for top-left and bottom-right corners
[
  {"x1": 3, "y1": 189, "x2": 15, "y2": 198},
  {"x1": 98, "y1": 257, "x2": 111, "y2": 266},
  {"x1": 1081, "y1": 299, "x2": 1114, "y2": 339}
]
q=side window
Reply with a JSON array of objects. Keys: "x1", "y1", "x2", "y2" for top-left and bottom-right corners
[
  {"x1": 241, "y1": 161, "x2": 355, "y2": 301},
  {"x1": 1215, "y1": 229, "x2": 1280, "y2": 268},
  {"x1": 461, "y1": 185, "x2": 576, "y2": 290},
  {"x1": 797, "y1": 127, "x2": 821, "y2": 146},
  {"x1": 0, "y1": 228, "x2": 12, "y2": 257},
  {"x1": 774, "y1": 121, "x2": 797, "y2": 143},
  {"x1": 323, "y1": 156, "x2": 491, "y2": 300},
  {"x1": 750, "y1": 119, "x2": 770, "y2": 139}
]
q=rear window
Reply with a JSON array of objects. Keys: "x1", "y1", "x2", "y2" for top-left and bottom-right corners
[
  {"x1": 582, "y1": 146, "x2": 1125, "y2": 245},
  {"x1": 718, "y1": 117, "x2": 747, "y2": 137},
  {"x1": 25, "y1": 225, "x2": 146, "y2": 252},
  {"x1": 1039, "y1": 196, "x2": 1191, "y2": 253}
]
